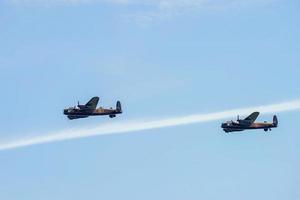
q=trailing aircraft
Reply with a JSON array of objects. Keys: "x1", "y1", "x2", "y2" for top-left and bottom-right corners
[{"x1": 64, "y1": 97, "x2": 122, "y2": 120}]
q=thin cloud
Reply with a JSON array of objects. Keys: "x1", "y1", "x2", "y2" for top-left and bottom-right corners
[
  {"x1": 132, "y1": 0, "x2": 276, "y2": 22},
  {"x1": 7, "y1": 0, "x2": 276, "y2": 20},
  {"x1": 8, "y1": 0, "x2": 128, "y2": 4}
]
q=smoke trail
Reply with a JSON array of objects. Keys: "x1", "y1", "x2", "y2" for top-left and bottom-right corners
[{"x1": 1, "y1": 100, "x2": 300, "y2": 151}]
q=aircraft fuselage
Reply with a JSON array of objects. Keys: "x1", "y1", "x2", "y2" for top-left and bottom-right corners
[
  {"x1": 221, "y1": 122, "x2": 276, "y2": 133},
  {"x1": 64, "y1": 108, "x2": 122, "y2": 119},
  {"x1": 63, "y1": 99, "x2": 122, "y2": 120}
]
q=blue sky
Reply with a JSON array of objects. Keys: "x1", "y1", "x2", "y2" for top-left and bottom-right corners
[{"x1": 0, "y1": 0, "x2": 299, "y2": 199}]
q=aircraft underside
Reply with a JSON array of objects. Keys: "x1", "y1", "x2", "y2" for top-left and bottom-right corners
[
  {"x1": 67, "y1": 112, "x2": 118, "y2": 120},
  {"x1": 223, "y1": 127, "x2": 273, "y2": 133}
]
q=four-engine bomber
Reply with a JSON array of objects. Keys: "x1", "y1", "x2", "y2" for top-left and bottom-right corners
[
  {"x1": 221, "y1": 112, "x2": 278, "y2": 133},
  {"x1": 64, "y1": 97, "x2": 122, "y2": 120}
]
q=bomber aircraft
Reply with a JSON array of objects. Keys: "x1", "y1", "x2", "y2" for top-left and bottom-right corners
[
  {"x1": 64, "y1": 97, "x2": 122, "y2": 120},
  {"x1": 221, "y1": 112, "x2": 278, "y2": 133}
]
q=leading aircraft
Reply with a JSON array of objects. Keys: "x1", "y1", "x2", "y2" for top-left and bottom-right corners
[
  {"x1": 64, "y1": 97, "x2": 122, "y2": 120},
  {"x1": 221, "y1": 112, "x2": 278, "y2": 133}
]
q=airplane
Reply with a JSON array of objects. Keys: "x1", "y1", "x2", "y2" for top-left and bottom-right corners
[
  {"x1": 221, "y1": 112, "x2": 278, "y2": 133},
  {"x1": 63, "y1": 97, "x2": 122, "y2": 120}
]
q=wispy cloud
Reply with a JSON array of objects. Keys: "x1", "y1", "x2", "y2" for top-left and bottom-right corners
[
  {"x1": 130, "y1": 0, "x2": 276, "y2": 23},
  {"x1": 0, "y1": 99, "x2": 299, "y2": 151},
  {"x1": 7, "y1": 0, "x2": 276, "y2": 22}
]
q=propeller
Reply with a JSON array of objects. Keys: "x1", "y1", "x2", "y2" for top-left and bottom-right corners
[{"x1": 237, "y1": 115, "x2": 240, "y2": 121}]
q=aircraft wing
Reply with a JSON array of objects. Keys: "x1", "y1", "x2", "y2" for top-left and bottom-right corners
[
  {"x1": 244, "y1": 112, "x2": 260, "y2": 124},
  {"x1": 85, "y1": 97, "x2": 99, "y2": 109}
]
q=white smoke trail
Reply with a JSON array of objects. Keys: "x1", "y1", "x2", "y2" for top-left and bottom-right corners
[{"x1": 1, "y1": 100, "x2": 300, "y2": 151}]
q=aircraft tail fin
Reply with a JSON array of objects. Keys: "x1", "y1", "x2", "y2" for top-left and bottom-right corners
[
  {"x1": 273, "y1": 115, "x2": 278, "y2": 127},
  {"x1": 116, "y1": 101, "x2": 122, "y2": 113}
]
